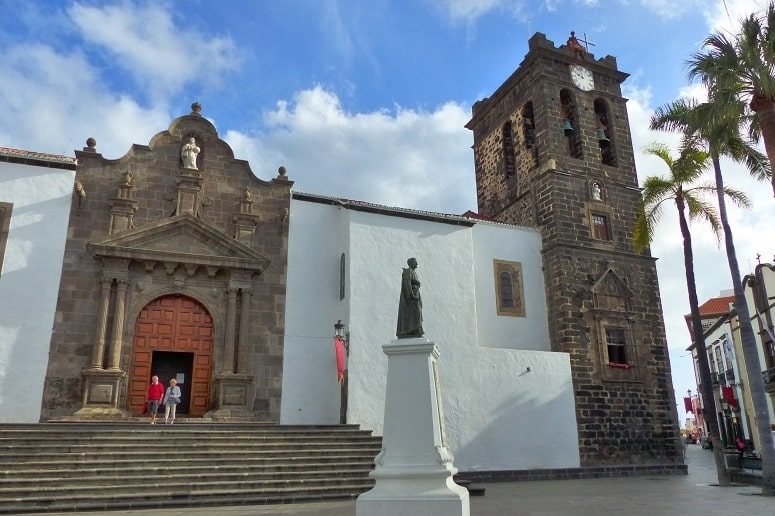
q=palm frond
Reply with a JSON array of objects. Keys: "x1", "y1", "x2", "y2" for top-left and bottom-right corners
[
  {"x1": 643, "y1": 142, "x2": 674, "y2": 169},
  {"x1": 683, "y1": 192, "x2": 721, "y2": 242},
  {"x1": 640, "y1": 175, "x2": 675, "y2": 206},
  {"x1": 650, "y1": 99, "x2": 696, "y2": 132},
  {"x1": 721, "y1": 185, "x2": 753, "y2": 209}
]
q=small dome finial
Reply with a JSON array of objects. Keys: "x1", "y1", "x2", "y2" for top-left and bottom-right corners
[
  {"x1": 191, "y1": 102, "x2": 202, "y2": 116},
  {"x1": 278, "y1": 166, "x2": 287, "y2": 177},
  {"x1": 83, "y1": 137, "x2": 97, "y2": 152}
]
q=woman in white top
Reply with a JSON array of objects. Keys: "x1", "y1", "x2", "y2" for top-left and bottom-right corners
[{"x1": 163, "y1": 378, "x2": 182, "y2": 424}]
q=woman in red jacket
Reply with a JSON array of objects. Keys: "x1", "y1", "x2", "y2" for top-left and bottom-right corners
[{"x1": 146, "y1": 376, "x2": 165, "y2": 424}]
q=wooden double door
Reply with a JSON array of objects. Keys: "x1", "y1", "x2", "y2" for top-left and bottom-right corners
[{"x1": 129, "y1": 295, "x2": 214, "y2": 416}]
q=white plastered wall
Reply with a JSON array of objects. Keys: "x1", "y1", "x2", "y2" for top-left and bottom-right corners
[
  {"x1": 280, "y1": 199, "x2": 349, "y2": 424},
  {"x1": 282, "y1": 199, "x2": 580, "y2": 470},
  {"x1": 0, "y1": 161, "x2": 74, "y2": 422}
]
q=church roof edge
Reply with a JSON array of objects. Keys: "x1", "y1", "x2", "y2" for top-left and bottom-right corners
[
  {"x1": 292, "y1": 191, "x2": 539, "y2": 233},
  {"x1": 0, "y1": 146, "x2": 76, "y2": 169}
]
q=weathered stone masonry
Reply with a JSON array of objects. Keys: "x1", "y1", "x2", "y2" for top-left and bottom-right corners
[
  {"x1": 41, "y1": 105, "x2": 292, "y2": 421},
  {"x1": 466, "y1": 33, "x2": 682, "y2": 465}
]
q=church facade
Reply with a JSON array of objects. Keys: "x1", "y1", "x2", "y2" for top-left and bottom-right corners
[
  {"x1": 39, "y1": 106, "x2": 293, "y2": 422},
  {"x1": 1, "y1": 33, "x2": 682, "y2": 472}
]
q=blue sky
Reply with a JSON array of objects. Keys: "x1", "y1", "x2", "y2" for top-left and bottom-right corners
[{"x1": 2, "y1": 0, "x2": 773, "y2": 428}]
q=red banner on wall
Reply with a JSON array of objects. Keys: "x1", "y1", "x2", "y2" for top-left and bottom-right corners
[
  {"x1": 721, "y1": 386, "x2": 738, "y2": 408},
  {"x1": 334, "y1": 337, "x2": 346, "y2": 383},
  {"x1": 684, "y1": 397, "x2": 693, "y2": 413}
]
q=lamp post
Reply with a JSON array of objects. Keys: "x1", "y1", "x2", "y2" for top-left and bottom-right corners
[{"x1": 334, "y1": 320, "x2": 349, "y2": 424}]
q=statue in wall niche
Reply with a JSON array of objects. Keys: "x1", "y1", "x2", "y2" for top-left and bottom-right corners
[
  {"x1": 74, "y1": 181, "x2": 86, "y2": 208},
  {"x1": 397, "y1": 257, "x2": 424, "y2": 339},
  {"x1": 592, "y1": 182, "x2": 602, "y2": 201},
  {"x1": 181, "y1": 137, "x2": 200, "y2": 169}
]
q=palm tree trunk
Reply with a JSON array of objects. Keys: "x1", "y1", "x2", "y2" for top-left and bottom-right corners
[
  {"x1": 751, "y1": 97, "x2": 775, "y2": 196},
  {"x1": 712, "y1": 152, "x2": 775, "y2": 495},
  {"x1": 676, "y1": 190, "x2": 730, "y2": 486}
]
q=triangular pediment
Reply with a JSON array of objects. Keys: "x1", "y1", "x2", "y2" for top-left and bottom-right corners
[
  {"x1": 591, "y1": 267, "x2": 634, "y2": 298},
  {"x1": 88, "y1": 215, "x2": 270, "y2": 272}
]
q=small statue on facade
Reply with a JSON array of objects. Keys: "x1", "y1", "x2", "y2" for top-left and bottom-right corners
[
  {"x1": 74, "y1": 181, "x2": 86, "y2": 208},
  {"x1": 276, "y1": 207, "x2": 289, "y2": 235},
  {"x1": 181, "y1": 137, "x2": 200, "y2": 169},
  {"x1": 397, "y1": 257, "x2": 424, "y2": 339},
  {"x1": 592, "y1": 182, "x2": 602, "y2": 201}
]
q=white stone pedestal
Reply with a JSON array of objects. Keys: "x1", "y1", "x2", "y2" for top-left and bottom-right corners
[{"x1": 356, "y1": 338, "x2": 469, "y2": 516}]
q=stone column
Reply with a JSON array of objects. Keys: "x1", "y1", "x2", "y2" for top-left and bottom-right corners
[
  {"x1": 90, "y1": 278, "x2": 113, "y2": 369},
  {"x1": 222, "y1": 288, "x2": 238, "y2": 374},
  {"x1": 236, "y1": 288, "x2": 252, "y2": 373},
  {"x1": 107, "y1": 280, "x2": 128, "y2": 370}
]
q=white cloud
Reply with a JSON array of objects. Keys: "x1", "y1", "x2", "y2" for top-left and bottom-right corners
[
  {"x1": 428, "y1": 0, "x2": 527, "y2": 22},
  {"x1": 67, "y1": 1, "x2": 239, "y2": 97},
  {"x1": 0, "y1": 43, "x2": 169, "y2": 158},
  {"x1": 703, "y1": 0, "x2": 766, "y2": 34},
  {"x1": 634, "y1": 0, "x2": 702, "y2": 18},
  {"x1": 225, "y1": 86, "x2": 477, "y2": 213}
]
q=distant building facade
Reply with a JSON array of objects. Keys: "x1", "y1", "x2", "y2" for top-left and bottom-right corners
[{"x1": 688, "y1": 283, "x2": 775, "y2": 452}]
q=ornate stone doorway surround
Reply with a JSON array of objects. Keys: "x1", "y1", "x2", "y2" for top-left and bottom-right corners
[
  {"x1": 75, "y1": 214, "x2": 270, "y2": 419},
  {"x1": 129, "y1": 294, "x2": 214, "y2": 416}
]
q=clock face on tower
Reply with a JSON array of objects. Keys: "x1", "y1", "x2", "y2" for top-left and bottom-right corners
[{"x1": 569, "y1": 65, "x2": 594, "y2": 91}]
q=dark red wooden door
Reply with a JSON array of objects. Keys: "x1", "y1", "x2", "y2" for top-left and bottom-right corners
[{"x1": 129, "y1": 295, "x2": 214, "y2": 416}]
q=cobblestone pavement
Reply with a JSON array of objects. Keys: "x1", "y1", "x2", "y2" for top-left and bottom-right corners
[{"x1": 34, "y1": 445, "x2": 773, "y2": 516}]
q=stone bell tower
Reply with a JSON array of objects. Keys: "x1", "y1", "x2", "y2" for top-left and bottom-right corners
[{"x1": 465, "y1": 33, "x2": 682, "y2": 466}]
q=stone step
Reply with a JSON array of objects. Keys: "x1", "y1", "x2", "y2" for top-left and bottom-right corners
[
  {"x1": 0, "y1": 444, "x2": 380, "y2": 458},
  {"x1": 0, "y1": 485, "x2": 374, "y2": 514},
  {"x1": 0, "y1": 453, "x2": 378, "y2": 471},
  {"x1": 0, "y1": 433, "x2": 380, "y2": 444},
  {"x1": 0, "y1": 440, "x2": 382, "y2": 455},
  {"x1": 0, "y1": 477, "x2": 377, "y2": 498},
  {"x1": 0, "y1": 423, "x2": 381, "y2": 513},
  {"x1": 0, "y1": 428, "x2": 374, "y2": 437},
  {"x1": 0, "y1": 468, "x2": 374, "y2": 489},
  {"x1": 2, "y1": 461, "x2": 374, "y2": 480},
  {"x1": 6, "y1": 422, "x2": 360, "y2": 432}
]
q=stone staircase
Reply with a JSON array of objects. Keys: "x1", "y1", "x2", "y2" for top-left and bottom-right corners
[{"x1": 0, "y1": 422, "x2": 381, "y2": 513}]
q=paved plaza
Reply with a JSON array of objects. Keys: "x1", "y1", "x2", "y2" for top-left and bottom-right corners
[{"x1": 31, "y1": 445, "x2": 772, "y2": 516}]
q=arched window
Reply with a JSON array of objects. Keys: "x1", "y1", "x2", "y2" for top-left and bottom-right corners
[
  {"x1": 522, "y1": 102, "x2": 536, "y2": 149},
  {"x1": 594, "y1": 99, "x2": 617, "y2": 166},
  {"x1": 499, "y1": 271, "x2": 514, "y2": 308},
  {"x1": 560, "y1": 89, "x2": 583, "y2": 158},
  {"x1": 340, "y1": 252, "x2": 346, "y2": 300},
  {"x1": 502, "y1": 121, "x2": 515, "y2": 177}
]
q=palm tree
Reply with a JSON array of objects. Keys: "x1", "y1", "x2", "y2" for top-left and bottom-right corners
[
  {"x1": 688, "y1": 2, "x2": 775, "y2": 196},
  {"x1": 634, "y1": 140, "x2": 750, "y2": 487},
  {"x1": 651, "y1": 99, "x2": 775, "y2": 495}
]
